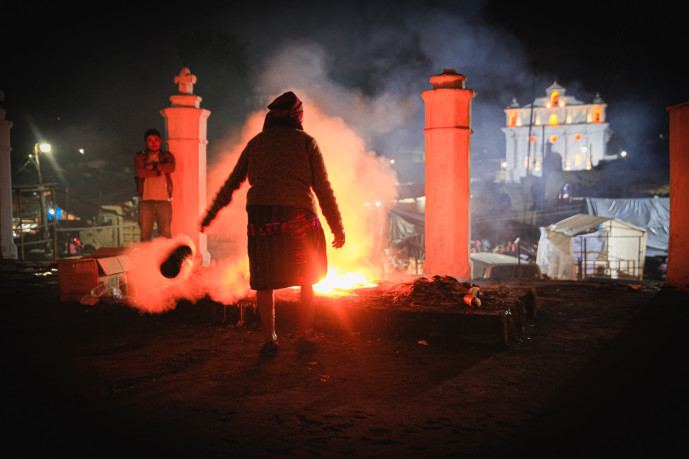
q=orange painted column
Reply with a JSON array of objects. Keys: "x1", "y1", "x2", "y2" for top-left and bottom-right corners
[
  {"x1": 666, "y1": 101, "x2": 689, "y2": 291},
  {"x1": 161, "y1": 68, "x2": 211, "y2": 265},
  {"x1": 421, "y1": 69, "x2": 475, "y2": 280}
]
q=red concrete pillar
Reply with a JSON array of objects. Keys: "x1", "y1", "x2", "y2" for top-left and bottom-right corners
[
  {"x1": 666, "y1": 101, "x2": 689, "y2": 291},
  {"x1": 421, "y1": 69, "x2": 475, "y2": 280},
  {"x1": 161, "y1": 68, "x2": 211, "y2": 265}
]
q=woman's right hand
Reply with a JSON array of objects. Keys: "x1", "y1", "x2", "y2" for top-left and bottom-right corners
[{"x1": 199, "y1": 213, "x2": 213, "y2": 233}]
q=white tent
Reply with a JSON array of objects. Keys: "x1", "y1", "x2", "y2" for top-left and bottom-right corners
[
  {"x1": 586, "y1": 197, "x2": 669, "y2": 257},
  {"x1": 536, "y1": 214, "x2": 647, "y2": 280}
]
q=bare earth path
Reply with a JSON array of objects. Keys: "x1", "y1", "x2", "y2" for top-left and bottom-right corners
[{"x1": 2, "y1": 265, "x2": 687, "y2": 458}]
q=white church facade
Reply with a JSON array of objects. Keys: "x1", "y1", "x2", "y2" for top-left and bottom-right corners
[{"x1": 501, "y1": 82, "x2": 616, "y2": 183}]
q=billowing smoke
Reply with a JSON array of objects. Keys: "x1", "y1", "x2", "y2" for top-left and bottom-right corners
[
  {"x1": 124, "y1": 43, "x2": 400, "y2": 312},
  {"x1": 124, "y1": 235, "x2": 201, "y2": 313},
  {"x1": 56, "y1": 1, "x2": 678, "y2": 312},
  {"x1": 202, "y1": 88, "x2": 399, "y2": 302}
]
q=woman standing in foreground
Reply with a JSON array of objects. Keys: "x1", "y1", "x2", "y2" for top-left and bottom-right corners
[{"x1": 200, "y1": 91, "x2": 345, "y2": 357}]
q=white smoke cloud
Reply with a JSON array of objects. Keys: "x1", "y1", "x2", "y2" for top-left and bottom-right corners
[
  {"x1": 226, "y1": 1, "x2": 540, "y2": 168},
  {"x1": 255, "y1": 41, "x2": 421, "y2": 147},
  {"x1": 191, "y1": 44, "x2": 401, "y2": 306}
]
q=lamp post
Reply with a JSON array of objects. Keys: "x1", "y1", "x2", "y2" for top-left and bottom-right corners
[{"x1": 33, "y1": 142, "x2": 51, "y2": 256}]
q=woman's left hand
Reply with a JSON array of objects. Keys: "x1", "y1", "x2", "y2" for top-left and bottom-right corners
[{"x1": 332, "y1": 231, "x2": 345, "y2": 249}]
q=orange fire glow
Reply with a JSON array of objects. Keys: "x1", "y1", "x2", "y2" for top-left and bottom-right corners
[
  {"x1": 205, "y1": 100, "x2": 397, "y2": 299},
  {"x1": 121, "y1": 96, "x2": 398, "y2": 313},
  {"x1": 312, "y1": 268, "x2": 378, "y2": 295}
]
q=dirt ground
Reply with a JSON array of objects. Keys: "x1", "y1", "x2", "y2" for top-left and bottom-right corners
[{"x1": 1, "y1": 261, "x2": 688, "y2": 458}]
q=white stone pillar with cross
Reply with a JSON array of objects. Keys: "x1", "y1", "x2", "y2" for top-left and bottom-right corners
[
  {"x1": 0, "y1": 91, "x2": 18, "y2": 259},
  {"x1": 161, "y1": 68, "x2": 211, "y2": 265}
]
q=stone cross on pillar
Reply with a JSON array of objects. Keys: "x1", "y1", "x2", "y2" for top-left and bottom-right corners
[
  {"x1": 0, "y1": 90, "x2": 18, "y2": 259},
  {"x1": 174, "y1": 68, "x2": 196, "y2": 94}
]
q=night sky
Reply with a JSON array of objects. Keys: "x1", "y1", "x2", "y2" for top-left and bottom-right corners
[{"x1": 2, "y1": 0, "x2": 685, "y2": 209}]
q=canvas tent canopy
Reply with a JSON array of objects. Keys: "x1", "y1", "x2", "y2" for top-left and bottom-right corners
[
  {"x1": 536, "y1": 214, "x2": 647, "y2": 280},
  {"x1": 585, "y1": 197, "x2": 669, "y2": 257}
]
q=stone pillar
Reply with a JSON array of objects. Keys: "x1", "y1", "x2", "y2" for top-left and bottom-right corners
[
  {"x1": 666, "y1": 101, "x2": 689, "y2": 291},
  {"x1": 421, "y1": 69, "x2": 475, "y2": 280},
  {"x1": 0, "y1": 91, "x2": 18, "y2": 259},
  {"x1": 161, "y1": 68, "x2": 211, "y2": 265}
]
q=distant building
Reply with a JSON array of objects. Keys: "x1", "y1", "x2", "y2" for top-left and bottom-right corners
[{"x1": 501, "y1": 82, "x2": 615, "y2": 183}]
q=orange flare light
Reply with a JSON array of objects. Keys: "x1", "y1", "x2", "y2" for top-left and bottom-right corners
[
  {"x1": 312, "y1": 269, "x2": 377, "y2": 296},
  {"x1": 199, "y1": 96, "x2": 397, "y2": 305}
]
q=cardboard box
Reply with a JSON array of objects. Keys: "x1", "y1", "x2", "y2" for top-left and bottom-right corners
[{"x1": 58, "y1": 248, "x2": 131, "y2": 302}]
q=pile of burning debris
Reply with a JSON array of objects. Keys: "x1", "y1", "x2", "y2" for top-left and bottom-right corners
[
  {"x1": 378, "y1": 275, "x2": 481, "y2": 309},
  {"x1": 270, "y1": 275, "x2": 539, "y2": 344},
  {"x1": 341, "y1": 275, "x2": 536, "y2": 316}
]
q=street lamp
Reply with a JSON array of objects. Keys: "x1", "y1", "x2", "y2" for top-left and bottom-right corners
[
  {"x1": 33, "y1": 142, "x2": 52, "y2": 256},
  {"x1": 33, "y1": 142, "x2": 51, "y2": 184}
]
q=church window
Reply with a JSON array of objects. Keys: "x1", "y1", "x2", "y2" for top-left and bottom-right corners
[{"x1": 549, "y1": 114, "x2": 558, "y2": 125}]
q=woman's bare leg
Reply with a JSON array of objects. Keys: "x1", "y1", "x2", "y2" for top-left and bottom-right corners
[{"x1": 257, "y1": 290, "x2": 277, "y2": 343}]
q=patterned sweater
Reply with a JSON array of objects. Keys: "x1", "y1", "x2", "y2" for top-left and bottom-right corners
[{"x1": 206, "y1": 128, "x2": 344, "y2": 234}]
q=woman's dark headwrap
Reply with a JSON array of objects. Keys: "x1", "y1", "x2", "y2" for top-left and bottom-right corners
[{"x1": 262, "y1": 91, "x2": 304, "y2": 131}]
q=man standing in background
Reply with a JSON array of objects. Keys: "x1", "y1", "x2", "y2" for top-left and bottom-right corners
[{"x1": 134, "y1": 129, "x2": 176, "y2": 241}]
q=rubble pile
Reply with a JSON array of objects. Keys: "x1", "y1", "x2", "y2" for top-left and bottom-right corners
[
  {"x1": 379, "y1": 275, "x2": 479, "y2": 310},
  {"x1": 333, "y1": 275, "x2": 536, "y2": 317},
  {"x1": 276, "y1": 276, "x2": 539, "y2": 344},
  {"x1": 331, "y1": 275, "x2": 486, "y2": 313}
]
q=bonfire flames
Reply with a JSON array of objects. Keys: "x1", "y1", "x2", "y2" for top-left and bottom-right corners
[
  {"x1": 85, "y1": 239, "x2": 500, "y2": 316},
  {"x1": 84, "y1": 92, "x2": 494, "y2": 316},
  {"x1": 83, "y1": 232, "x2": 541, "y2": 328}
]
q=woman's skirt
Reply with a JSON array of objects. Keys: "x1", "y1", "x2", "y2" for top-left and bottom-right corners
[{"x1": 247, "y1": 205, "x2": 328, "y2": 290}]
